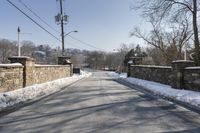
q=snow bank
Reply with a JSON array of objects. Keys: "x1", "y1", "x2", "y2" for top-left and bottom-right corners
[
  {"x1": 0, "y1": 71, "x2": 91, "y2": 111},
  {"x1": 0, "y1": 63, "x2": 22, "y2": 67},
  {"x1": 108, "y1": 72, "x2": 127, "y2": 78},
  {"x1": 125, "y1": 77, "x2": 200, "y2": 107},
  {"x1": 132, "y1": 65, "x2": 171, "y2": 69},
  {"x1": 108, "y1": 72, "x2": 200, "y2": 108}
]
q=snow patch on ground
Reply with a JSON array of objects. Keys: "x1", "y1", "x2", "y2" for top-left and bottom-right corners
[
  {"x1": 0, "y1": 71, "x2": 91, "y2": 111},
  {"x1": 108, "y1": 71, "x2": 200, "y2": 108},
  {"x1": 108, "y1": 72, "x2": 127, "y2": 78}
]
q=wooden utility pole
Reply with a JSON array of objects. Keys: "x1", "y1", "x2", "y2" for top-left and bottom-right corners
[
  {"x1": 59, "y1": 0, "x2": 65, "y2": 56},
  {"x1": 55, "y1": 0, "x2": 68, "y2": 56}
]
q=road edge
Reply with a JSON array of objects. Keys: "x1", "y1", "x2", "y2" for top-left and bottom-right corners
[
  {"x1": 0, "y1": 75, "x2": 91, "y2": 115},
  {"x1": 117, "y1": 78, "x2": 200, "y2": 114}
]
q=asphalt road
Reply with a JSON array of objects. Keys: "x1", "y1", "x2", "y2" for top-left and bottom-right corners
[{"x1": 0, "y1": 71, "x2": 200, "y2": 133}]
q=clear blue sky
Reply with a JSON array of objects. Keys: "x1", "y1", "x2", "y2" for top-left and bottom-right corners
[{"x1": 0, "y1": 0, "x2": 149, "y2": 51}]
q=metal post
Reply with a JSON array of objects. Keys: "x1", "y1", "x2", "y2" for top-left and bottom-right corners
[
  {"x1": 184, "y1": 44, "x2": 187, "y2": 60},
  {"x1": 17, "y1": 26, "x2": 21, "y2": 56}
]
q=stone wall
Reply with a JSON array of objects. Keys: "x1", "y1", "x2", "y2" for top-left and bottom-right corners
[
  {"x1": 129, "y1": 60, "x2": 200, "y2": 91},
  {"x1": 0, "y1": 56, "x2": 72, "y2": 92},
  {"x1": 184, "y1": 67, "x2": 200, "y2": 91},
  {"x1": 34, "y1": 65, "x2": 71, "y2": 84},
  {"x1": 130, "y1": 65, "x2": 172, "y2": 85},
  {"x1": 0, "y1": 64, "x2": 23, "y2": 92}
]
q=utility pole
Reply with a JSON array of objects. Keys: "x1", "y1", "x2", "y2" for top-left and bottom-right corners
[
  {"x1": 55, "y1": 0, "x2": 68, "y2": 56},
  {"x1": 55, "y1": 0, "x2": 77, "y2": 65},
  {"x1": 60, "y1": 0, "x2": 65, "y2": 56}
]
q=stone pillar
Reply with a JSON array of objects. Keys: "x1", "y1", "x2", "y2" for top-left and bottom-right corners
[
  {"x1": 9, "y1": 56, "x2": 35, "y2": 87},
  {"x1": 58, "y1": 56, "x2": 71, "y2": 65},
  {"x1": 127, "y1": 64, "x2": 131, "y2": 77},
  {"x1": 57, "y1": 56, "x2": 73, "y2": 76},
  {"x1": 70, "y1": 63, "x2": 73, "y2": 76},
  {"x1": 127, "y1": 61, "x2": 133, "y2": 77},
  {"x1": 171, "y1": 60, "x2": 194, "y2": 89}
]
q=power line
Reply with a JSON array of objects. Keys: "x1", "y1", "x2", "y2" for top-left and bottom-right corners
[
  {"x1": 7, "y1": 0, "x2": 105, "y2": 51},
  {"x1": 6, "y1": 0, "x2": 61, "y2": 42},
  {"x1": 68, "y1": 35, "x2": 105, "y2": 51},
  {"x1": 65, "y1": 40, "x2": 84, "y2": 49},
  {"x1": 18, "y1": 0, "x2": 60, "y2": 34}
]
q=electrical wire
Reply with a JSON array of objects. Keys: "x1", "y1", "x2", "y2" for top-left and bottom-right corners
[
  {"x1": 6, "y1": 0, "x2": 61, "y2": 42},
  {"x1": 65, "y1": 40, "x2": 85, "y2": 49},
  {"x1": 18, "y1": 0, "x2": 60, "y2": 34},
  {"x1": 7, "y1": 0, "x2": 105, "y2": 51},
  {"x1": 17, "y1": 0, "x2": 83, "y2": 49},
  {"x1": 68, "y1": 35, "x2": 105, "y2": 51}
]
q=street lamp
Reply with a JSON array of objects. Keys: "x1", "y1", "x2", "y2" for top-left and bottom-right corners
[
  {"x1": 61, "y1": 30, "x2": 77, "y2": 55},
  {"x1": 57, "y1": 30, "x2": 78, "y2": 65},
  {"x1": 64, "y1": 30, "x2": 78, "y2": 37}
]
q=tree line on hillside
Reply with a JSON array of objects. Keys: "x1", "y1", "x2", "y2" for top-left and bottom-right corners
[
  {"x1": 0, "y1": 39, "x2": 57, "y2": 64},
  {"x1": 0, "y1": 38, "x2": 148, "y2": 72},
  {"x1": 0, "y1": 36, "x2": 196, "y2": 72}
]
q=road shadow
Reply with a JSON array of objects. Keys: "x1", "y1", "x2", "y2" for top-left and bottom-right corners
[{"x1": 0, "y1": 76, "x2": 200, "y2": 133}]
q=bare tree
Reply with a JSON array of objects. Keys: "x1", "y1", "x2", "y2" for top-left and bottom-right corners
[
  {"x1": 85, "y1": 51, "x2": 105, "y2": 69},
  {"x1": 131, "y1": 18, "x2": 192, "y2": 64},
  {"x1": 146, "y1": 47, "x2": 167, "y2": 65},
  {"x1": 134, "y1": 0, "x2": 200, "y2": 65},
  {"x1": 21, "y1": 40, "x2": 36, "y2": 56},
  {"x1": 116, "y1": 43, "x2": 136, "y2": 72},
  {"x1": 0, "y1": 39, "x2": 17, "y2": 63},
  {"x1": 166, "y1": 19, "x2": 193, "y2": 59}
]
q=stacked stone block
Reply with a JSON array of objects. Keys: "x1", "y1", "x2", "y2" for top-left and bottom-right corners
[
  {"x1": 130, "y1": 65, "x2": 172, "y2": 85},
  {"x1": 0, "y1": 64, "x2": 23, "y2": 92},
  {"x1": 34, "y1": 65, "x2": 71, "y2": 84}
]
